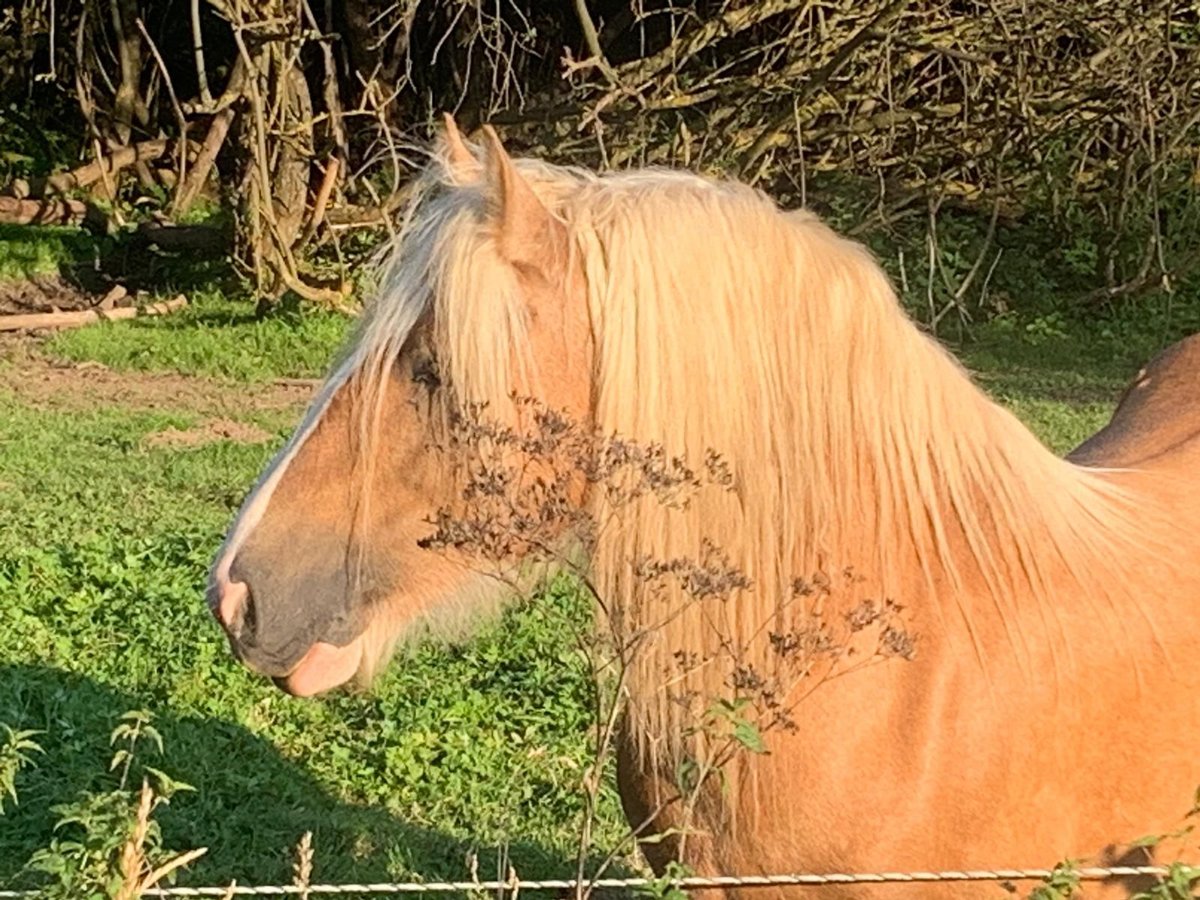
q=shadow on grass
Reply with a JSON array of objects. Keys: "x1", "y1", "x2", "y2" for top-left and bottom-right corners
[
  {"x1": 0, "y1": 222, "x2": 237, "y2": 301},
  {"x1": 0, "y1": 665, "x2": 589, "y2": 891},
  {"x1": 953, "y1": 329, "x2": 1144, "y2": 407}
]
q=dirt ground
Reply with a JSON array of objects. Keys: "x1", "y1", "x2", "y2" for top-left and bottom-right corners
[
  {"x1": 0, "y1": 275, "x2": 123, "y2": 316},
  {"x1": 0, "y1": 340, "x2": 315, "y2": 447}
]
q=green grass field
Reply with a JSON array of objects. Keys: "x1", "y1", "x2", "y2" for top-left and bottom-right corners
[
  {"x1": 0, "y1": 228, "x2": 1186, "y2": 893},
  {"x1": 0, "y1": 336, "x2": 619, "y2": 888}
]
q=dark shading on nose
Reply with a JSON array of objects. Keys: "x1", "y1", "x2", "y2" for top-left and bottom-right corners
[{"x1": 210, "y1": 542, "x2": 373, "y2": 678}]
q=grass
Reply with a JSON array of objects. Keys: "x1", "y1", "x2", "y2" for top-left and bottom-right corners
[
  {"x1": 0, "y1": 390, "x2": 621, "y2": 887},
  {"x1": 0, "y1": 224, "x2": 111, "y2": 282},
  {"x1": 0, "y1": 221, "x2": 1184, "y2": 892},
  {"x1": 0, "y1": 222, "x2": 617, "y2": 884},
  {"x1": 46, "y1": 289, "x2": 351, "y2": 381},
  {"x1": 0, "y1": 222, "x2": 351, "y2": 381}
]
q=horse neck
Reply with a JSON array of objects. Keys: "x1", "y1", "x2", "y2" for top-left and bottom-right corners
[
  {"x1": 832, "y1": 305, "x2": 1148, "y2": 614},
  {"x1": 585, "y1": 210, "x2": 1147, "y2": 768}
]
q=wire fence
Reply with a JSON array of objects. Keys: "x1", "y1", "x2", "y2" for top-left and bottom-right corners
[{"x1": 0, "y1": 865, "x2": 1179, "y2": 898}]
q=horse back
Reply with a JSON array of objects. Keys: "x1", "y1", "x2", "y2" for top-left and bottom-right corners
[{"x1": 1070, "y1": 334, "x2": 1200, "y2": 468}]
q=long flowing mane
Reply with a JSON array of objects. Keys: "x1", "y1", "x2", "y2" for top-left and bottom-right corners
[{"x1": 347, "y1": 142, "x2": 1160, "y2": 778}]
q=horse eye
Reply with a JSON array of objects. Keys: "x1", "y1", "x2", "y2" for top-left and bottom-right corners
[{"x1": 411, "y1": 357, "x2": 441, "y2": 390}]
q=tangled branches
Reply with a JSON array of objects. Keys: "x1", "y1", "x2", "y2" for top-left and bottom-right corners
[{"x1": 2, "y1": 1, "x2": 1197, "y2": 310}]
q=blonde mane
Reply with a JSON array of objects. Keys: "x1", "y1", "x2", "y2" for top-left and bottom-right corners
[{"x1": 349, "y1": 143, "x2": 1157, "y2": 777}]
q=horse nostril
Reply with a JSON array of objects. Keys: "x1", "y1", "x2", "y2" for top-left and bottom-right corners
[
  {"x1": 214, "y1": 578, "x2": 253, "y2": 639},
  {"x1": 240, "y1": 585, "x2": 258, "y2": 644}
]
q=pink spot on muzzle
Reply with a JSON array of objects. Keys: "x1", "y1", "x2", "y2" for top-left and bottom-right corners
[{"x1": 211, "y1": 576, "x2": 249, "y2": 633}]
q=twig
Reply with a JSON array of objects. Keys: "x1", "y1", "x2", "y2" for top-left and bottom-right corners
[
  {"x1": 740, "y1": 0, "x2": 910, "y2": 172},
  {"x1": 571, "y1": 0, "x2": 617, "y2": 84},
  {"x1": 172, "y1": 108, "x2": 236, "y2": 219},
  {"x1": 615, "y1": 0, "x2": 810, "y2": 90},
  {"x1": 191, "y1": 0, "x2": 213, "y2": 106},
  {"x1": 293, "y1": 832, "x2": 313, "y2": 900},
  {"x1": 302, "y1": 0, "x2": 348, "y2": 160},
  {"x1": 926, "y1": 196, "x2": 999, "y2": 332},
  {"x1": 325, "y1": 181, "x2": 418, "y2": 228},
  {"x1": 91, "y1": 136, "x2": 123, "y2": 222},
  {"x1": 0, "y1": 296, "x2": 189, "y2": 332},
  {"x1": 296, "y1": 157, "x2": 340, "y2": 250},
  {"x1": 136, "y1": 18, "x2": 190, "y2": 206}
]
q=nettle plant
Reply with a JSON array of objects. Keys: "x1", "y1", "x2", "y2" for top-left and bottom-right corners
[
  {"x1": 0, "y1": 724, "x2": 43, "y2": 815},
  {"x1": 23, "y1": 711, "x2": 204, "y2": 900},
  {"x1": 419, "y1": 396, "x2": 919, "y2": 890}
]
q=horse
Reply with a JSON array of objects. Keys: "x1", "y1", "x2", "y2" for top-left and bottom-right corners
[{"x1": 207, "y1": 118, "x2": 1200, "y2": 898}]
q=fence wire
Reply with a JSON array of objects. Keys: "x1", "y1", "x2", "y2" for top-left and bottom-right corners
[{"x1": 0, "y1": 865, "x2": 1178, "y2": 897}]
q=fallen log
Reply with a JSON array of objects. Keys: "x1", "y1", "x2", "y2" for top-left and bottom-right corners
[
  {"x1": 41, "y1": 139, "x2": 172, "y2": 195},
  {"x1": 0, "y1": 295, "x2": 188, "y2": 332},
  {"x1": 0, "y1": 197, "x2": 110, "y2": 231}
]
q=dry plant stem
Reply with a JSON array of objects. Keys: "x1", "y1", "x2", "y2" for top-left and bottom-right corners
[
  {"x1": 172, "y1": 107, "x2": 236, "y2": 218},
  {"x1": 135, "y1": 18, "x2": 189, "y2": 207},
  {"x1": 173, "y1": 55, "x2": 245, "y2": 217},
  {"x1": 740, "y1": 0, "x2": 910, "y2": 173},
  {"x1": 574, "y1": 626, "x2": 628, "y2": 900},
  {"x1": 616, "y1": 0, "x2": 811, "y2": 90},
  {"x1": 928, "y1": 197, "x2": 1001, "y2": 331},
  {"x1": 140, "y1": 848, "x2": 208, "y2": 893},
  {"x1": 571, "y1": 0, "x2": 617, "y2": 83},
  {"x1": 423, "y1": 400, "x2": 916, "y2": 897},
  {"x1": 302, "y1": 0, "x2": 348, "y2": 160},
  {"x1": 191, "y1": 0, "x2": 213, "y2": 106},
  {"x1": 73, "y1": 5, "x2": 101, "y2": 144},
  {"x1": 41, "y1": 139, "x2": 172, "y2": 195},
  {"x1": 293, "y1": 831, "x2": 313, "y2": 900},
  {"x1": 91, "y1": 137, "x2": 124, "y2": 225},
  {"x1": 0, "y1": 296, "x2": 188, "y2": 332},
  {"x1": 115, "y1": 781, "x2": 155, "y2": 900},
  {"x1": 296, "y1": 157, "x2": 339, "y2": 250},
  {"x1": 114, "y1": 781, "x2": 208, "y2": 900}
]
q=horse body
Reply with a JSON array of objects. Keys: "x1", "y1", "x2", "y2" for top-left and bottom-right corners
[
  {"x1": 624, "y1": 391, "x2": 1200, "y2": 898},
  {"x1": 207, "y1": 121, "x2": 1200, "y2": 898},
  {"x1": 625, "y1": 562, "x2": 1200, "y2": 899},
  {"x1": 1071, "y1": 333, "x2": 1200, "y2": 469}
]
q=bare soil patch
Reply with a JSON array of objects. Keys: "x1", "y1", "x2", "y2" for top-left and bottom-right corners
[
  {"x1": 0, "y1": 342, "x2": 315, "y2": 418},
  {"x1": 143, "y1": 418, "x2": 275, "y2": 449},
  {"x1": 0, "y1": 275, "x2": 111, "y2": 316}
]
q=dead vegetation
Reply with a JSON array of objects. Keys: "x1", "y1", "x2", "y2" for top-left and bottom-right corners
[
  {"x1": 1, "y1": 1, "x2": 1197, "y2": 311},
  {"x1": 418, "y1": 396, "x2": 919, "y2": 889}
]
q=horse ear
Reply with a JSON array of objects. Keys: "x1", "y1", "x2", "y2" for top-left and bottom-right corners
[
  {"x1": 438, "y1": 113, "x2": 479, "y2": 184},
  {"x1": 480, "y1": 125, "x2": 566, "y2": 276}
]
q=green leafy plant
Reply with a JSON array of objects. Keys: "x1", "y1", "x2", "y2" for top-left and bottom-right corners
[
  {"x1": 24, "y1": 711, "x2": 203, "y2": 900},
  {"x1": 1028, "y1": 860, "x2": 1081, "y2": 899},
  {"x1": 1132, "y1": 862, "x2": 1200, "y2": 900},
  {"x1": 0, "y1": 725, "x2": 43, "y2": 814},
  {"x1": 1024, "y1": 312, "x2": 1070, "y2": 345},
  {"x1": 635, "y1": 860, "x2": 693, "y2": 900}
]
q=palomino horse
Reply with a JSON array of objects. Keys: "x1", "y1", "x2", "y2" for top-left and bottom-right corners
[{"x1": 208, "y1": 119, "x2": 1200, "y2": 898}]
